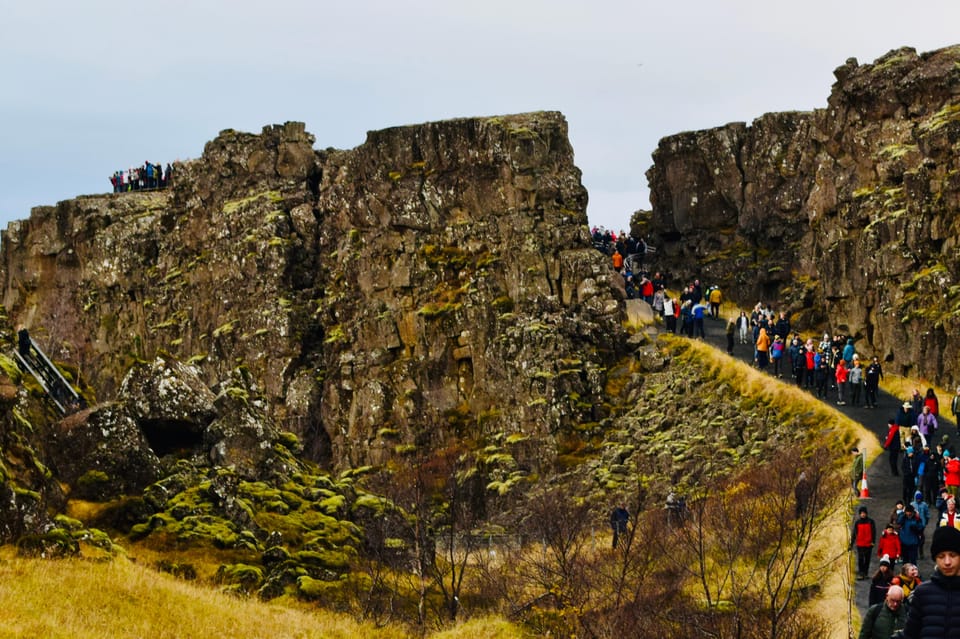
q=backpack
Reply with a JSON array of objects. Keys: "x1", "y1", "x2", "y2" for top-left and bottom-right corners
[{"x1": 771, "y1": 342, "x2": 784, "y2": 359}]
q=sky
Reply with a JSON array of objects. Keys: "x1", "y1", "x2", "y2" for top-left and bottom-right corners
[{"x1": 3, "y1": 1, "x2": 960, "y2": 236}]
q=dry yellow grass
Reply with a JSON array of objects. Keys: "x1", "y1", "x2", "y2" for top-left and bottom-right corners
[
  {"x1": 663, "y1": 335, "x2": 880, "y2": 639},
  {"x1": 0, "y1": 556, "x2": 523, "y2": 639}
]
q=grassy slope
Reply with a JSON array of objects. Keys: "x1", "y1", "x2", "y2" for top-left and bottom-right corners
[{"x1": 0, "y1": 556, "x2": 523, "y2": 639}]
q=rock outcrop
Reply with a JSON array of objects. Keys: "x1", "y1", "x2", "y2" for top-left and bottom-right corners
[
  {"x1": 645, "y1": 44, "x2": 960, "y2": 385},
  {"x1": 0, "y1": 113, "x2": 628, "y2": 472}
]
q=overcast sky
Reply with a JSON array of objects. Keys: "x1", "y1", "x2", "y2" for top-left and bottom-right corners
[{"x1": 3, "y1": 1, "x2": 959, "y2": 235}]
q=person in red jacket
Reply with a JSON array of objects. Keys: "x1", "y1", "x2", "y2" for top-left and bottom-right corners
[
  {"x1": 944, "y1": 453, "x2": 960, "y2": 495},
  {"x1": 924, "y1": 387, "x2": 940, "y2": 416},
  {"x1": 852, "y1": 506, "x2": 878, "y2": 579},
  {"x1": 835, "y1": 358, "x2": 849, "y2": 405},
  {"x1": 884, "y1": 420, "x2": 902, "y2": 477},
  {"x1": 877, "y1": 524, "x2": 902, "y2": 566}
]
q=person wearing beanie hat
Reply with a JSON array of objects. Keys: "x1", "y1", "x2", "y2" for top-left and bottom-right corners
[
  {"x1": 930, "y1": 525, "x2": 960, "y2": 561},
  {"x1": 902, "y1": 526, "x2": 960, "y2": 638},
  {"x1": 851, "y1": 506, "x2": 877, "y2": 580},
  {"x1": 869, "y1": 554, "x2": 895, "y2": 607},
  {"x1": 898, "y1": 504, "x2": 925, "y2": 566}
]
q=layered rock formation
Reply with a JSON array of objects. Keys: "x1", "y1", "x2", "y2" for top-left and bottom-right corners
[
  {"x1": 646, "y1": 44, "x2": 960, "y2": 385},
  {"x1": 0, "y1": 114, "x2": 628, "y2": 471}
]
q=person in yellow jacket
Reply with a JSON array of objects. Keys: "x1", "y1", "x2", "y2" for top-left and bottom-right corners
[{"x1": 708, "y1": 286, "x2": 722, "y2": 318}]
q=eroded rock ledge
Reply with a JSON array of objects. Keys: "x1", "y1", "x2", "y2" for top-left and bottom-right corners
[
  {"x1": 1, "y1": 113, "x2": 628, "y2": 470},
  {"x1": 646, "y1": 44, "x2": 960, "y2": 385}
]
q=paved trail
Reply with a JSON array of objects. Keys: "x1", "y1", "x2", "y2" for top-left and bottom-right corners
[{"x1": 690, "y1": 311, "x2": 953, "y2": 614}]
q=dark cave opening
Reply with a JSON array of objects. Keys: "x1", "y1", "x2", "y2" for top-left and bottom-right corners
[{"x1": 140, "y1": 419, "x2": 205, "y2": 458}]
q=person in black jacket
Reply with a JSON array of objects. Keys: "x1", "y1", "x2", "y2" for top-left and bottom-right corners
[{"x1": 901, "y1": 525, "x2": 960, "y2": 638}]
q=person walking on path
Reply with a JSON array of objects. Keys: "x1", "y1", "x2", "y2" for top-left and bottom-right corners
[
  {"x1": 944, "y1": 453, "x2": 960, "y2": 496},
  {"x1": 756, "y1": 327, "x2": 770, "y2": 370},
  {"x1": 899, "y1": 504, "x2": 925, "y2": 566},
  {"x1": 858, "y1": 584, "x2": 907, "y2": 639},
  {"x1": 869, "y1": 556, "x2": 896, "y2": 606},
  {"x1": 897, "y1": 402, "x2": 916, "y2": 448},
  {"x1": 865, "y1": 356, "x2": 884, "y2": 408},
  {"x1": 852, "y1": 506, "x2": 878, "y2": 580},
  {"x1": 913, "y1": 491, "x2": 932, "y2": 559},
  {"x1": 877, "y1": 524, "x2": 902, "y2": 567},
  {"x1": 884, "y1": 420, "x2": 902, "y2": 476},
  {"x1": 900, "y1": 526, "x2": 960, "y2": 639},
  {"x1": 836, "y1": 358, "x2": 850, "y2": 406},
  {"x1": 903, "y1": 447, "x2": 921, "y2": 505},
  {"x1": 922, "y1": 446, "x2": 943, "y2": 506}
]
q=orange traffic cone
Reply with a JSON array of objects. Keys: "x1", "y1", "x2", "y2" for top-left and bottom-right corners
[{"x1": 859, "y1": 471, "x2": 870, "y2": 499}]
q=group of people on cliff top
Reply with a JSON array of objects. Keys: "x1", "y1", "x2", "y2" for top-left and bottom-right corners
[{"x1": 109, "y1": 161, "x2": 174, "y2": 193}]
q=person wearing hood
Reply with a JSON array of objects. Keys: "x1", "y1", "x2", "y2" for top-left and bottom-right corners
[
  {"x1": 842, "y1": 337, "x2": 856, "y2": 365},
  {"x1": 901, "y1": 526, "x2": 960, "y2": 638},
  {"x1": 914, "y1": 491, "x2": 932, "y2": 559},
  {"x1": 903, "y1": 447, "x2": 921, "y2": 505}
]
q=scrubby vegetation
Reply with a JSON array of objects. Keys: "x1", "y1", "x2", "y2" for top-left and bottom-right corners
[{"x1": 0, "y1": 323, "x2": 865, "y2": 638}]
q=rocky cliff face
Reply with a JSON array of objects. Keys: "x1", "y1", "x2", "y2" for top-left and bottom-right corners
[
  {"x1": 1, "y1": 113, "x2": 628, "y2": 472},
  {"x1": 646, "y1": 44, "x2": 960, "y2": 385}
]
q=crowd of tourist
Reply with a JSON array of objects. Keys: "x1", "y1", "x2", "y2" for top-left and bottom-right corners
[
  {"x1": 592, "y1": 224, "x2": 960, "y2": 637},
  {"x1": 109, "y1": 161, "x2": 173, "y2": 193}
]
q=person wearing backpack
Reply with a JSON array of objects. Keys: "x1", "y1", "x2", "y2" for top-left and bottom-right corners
[
  {"x1": 770, "y1": 335, "x2": 785, "y2": 377},
  {"x1": 859, "y1": 585, "x2": 906, "y2": 639}
]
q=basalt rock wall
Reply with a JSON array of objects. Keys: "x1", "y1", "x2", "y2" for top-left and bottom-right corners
[
  {"x1": 646, "y1": 44, "x2": 960, "y2": 385},
  {"x1": 1, "y1": 113, "x2": 628, "y2": 470}
]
